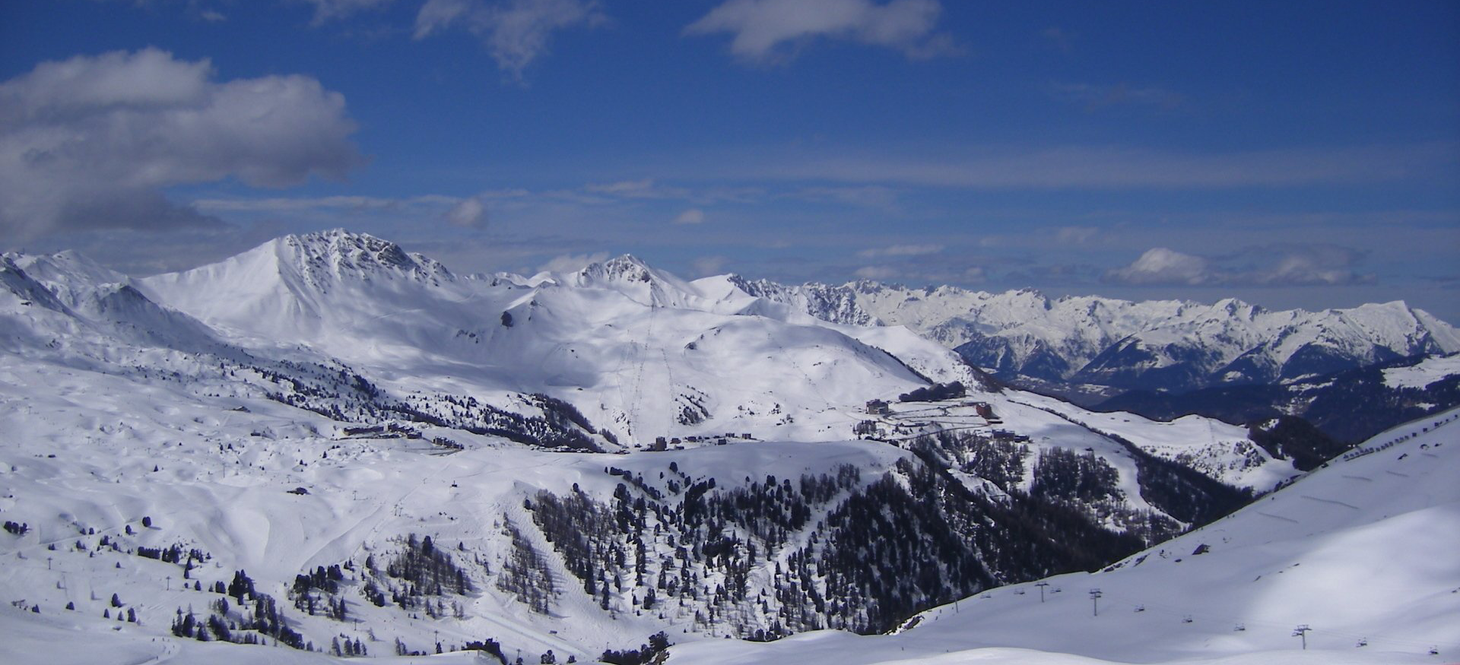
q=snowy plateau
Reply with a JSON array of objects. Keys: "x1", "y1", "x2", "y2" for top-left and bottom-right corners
[{"x1": 0, "y1": 230, "x2": 1456, "y2": 664}]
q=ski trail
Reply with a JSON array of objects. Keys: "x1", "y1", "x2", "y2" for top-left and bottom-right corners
[
  {"x1": 763, "y1": 328, "x2": 832, "y2": 412},
  {"x1": 343, "y1": 453, "x2": 458, "y2": 564},
  {"x1": 136, "y1": 636, "x2": 180, "y2": 664}
]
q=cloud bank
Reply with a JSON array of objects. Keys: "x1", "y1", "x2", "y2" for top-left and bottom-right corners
[
  {"x1": 0, "y1": 48, "x2": 362, "y2": 240},
  {"x1": 857, "y1": 243, "x2": 941, "y2": 258},
  {"x1": 766, "y1": 144, "x2": 1450, "y2": 190}
]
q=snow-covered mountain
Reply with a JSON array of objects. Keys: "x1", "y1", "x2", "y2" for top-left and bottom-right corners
[
  {"x1": 2, "y1": 229, "x2": 1443, "y2": 664},
  {"x1": 746, "y1": 280, "x2": 1460, "y2": 397},
  {"x1": 131, "y1": 231, "x2": 976, "y2": 447},
  {"x1": 674, "y1": 407, "x2": 1460, "y2": 664}
]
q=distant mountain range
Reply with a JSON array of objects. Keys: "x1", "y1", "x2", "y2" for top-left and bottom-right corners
[{"x1": 735, "y1": 277, "x2": 1460, "y2": 399}]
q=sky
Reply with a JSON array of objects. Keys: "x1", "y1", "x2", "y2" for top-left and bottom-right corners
[{"x1": 1, "y1": 0, "x2": 1458, "y2": 320}]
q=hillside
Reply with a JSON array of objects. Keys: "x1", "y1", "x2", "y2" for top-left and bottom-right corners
[
  {"x1": 673, "y1": 407, "x2": 1460, "y2": 664},
  {"x1": 1098, "y1": 352, "x2": 1460, "y2": 444}
]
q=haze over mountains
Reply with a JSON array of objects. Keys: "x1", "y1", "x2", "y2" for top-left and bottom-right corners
[{"x1": 1, "y1": 230, "x2": 1457, "y2": 664}]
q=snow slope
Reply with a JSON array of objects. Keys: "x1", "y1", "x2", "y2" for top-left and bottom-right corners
[
  {"x1": 1006, "y1": 391, "x2": 1298, "y2": 491},
  {"x1": 0, "y1": 343, "x2": 913, "y2": 662},
  {"x1": 1383, "y1": 353, "x2": 1460, "y2": 390},
  {"x1": 136, "y1": 231, "x2": 972, "y2": 447},
  {"x1": 674, "y1": 407, "x2": 1460, "y2": 664}
]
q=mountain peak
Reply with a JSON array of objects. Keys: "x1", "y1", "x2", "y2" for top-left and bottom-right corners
[
  {"x1": 567, "y1": 254, "x2": 710, "y2": 309},
  {"x1": 273, "y1": 229, "x2": 453, "y2": 285},
  {"x1": 576, "y1": 254, "x2": 653, "y2": 283}
]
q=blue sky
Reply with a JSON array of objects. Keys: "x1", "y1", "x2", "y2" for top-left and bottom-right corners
[{"x1": 2, "y1": 0, "x2": 1458, "y2": 319}]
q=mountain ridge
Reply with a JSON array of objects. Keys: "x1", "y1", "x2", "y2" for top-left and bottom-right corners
[{"x1": 737, "y1": 277, "x2": 1459, "y2": 396}]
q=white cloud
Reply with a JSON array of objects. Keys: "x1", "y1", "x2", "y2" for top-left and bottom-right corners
[
  {"x1": 790, "y1": 185, "x2": 899, "y2": 208},
  {"x1": 193, "y1": 192, "x2": 500, "y2": 228},
  {"x1": 414, "y1": 0, "x2": 605, "y2": 80},
  {"x1": 193, "y1": 195, "x2": 455, "y2": 213},
  {"x1": 584, "y1": 178, "x2": 655, "y2": 195},
  {"x1": 445, "y1": 196, "x2": 489, "y2": 228},
  {"x1": 854, "y1": 265, "x2": 900, "y2": 280},
  {"x1": 1104, "y1": 246, "x2": 1373, "y2": 287},
  {"x1": 414, "y1": 0, "x2": 471, "y2": 35},
  {"x1": 300, "y1": 0, "x2": 396, "y2": 24},
  {"x1": 1055, "y1": 226, "x2": 1099, "y2": 244},
  {"x1": 765, "y1": 143, "x2": 1452, "y2": 190},
  {"x1": 685, "y1": 0, "x2": 957, "y2": 63},
  {"x1": 1104, "y1": 247, "x2": 1211, "y2": 285},
  {"x1": 857, "y1": 243, "x2": 941, "y2": 258},
  {"x1": 537, "y1": 251, "x2": 608, "y2": 274},
  {"x1": 691, "y1": 255, "x2": 730, "y2": 276},
  {"x1": 0, "y1": 48, "x2": 362, "y2": 240},
  {"x1": 673, "y1": 208, "x2": 706, "y2": 225},
  {"x1": 1255, "y1": 246, "x2": 1371, "y2": 286}
]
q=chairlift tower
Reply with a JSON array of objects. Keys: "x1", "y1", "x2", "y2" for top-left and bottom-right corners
[
  {"x1": 1292, "y1": 624, "x2": 1311, "y2": 650},
  {"x1": 1089, "y1": 588, "x2": 1102, "y2": 617}
]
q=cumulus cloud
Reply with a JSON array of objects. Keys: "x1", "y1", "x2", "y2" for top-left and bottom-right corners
[
  {"x1": 1104, "y1": 246, "x2": 1373, "y2": 287},
  {"x1": 685, "y1": 0, "x2": 958, "y2": 63},
  {"x1": 0, "y1": 48, "x2": 363, "y2": 240},
  {"x1": 857, "y1": 243, "x2": 941, "y2": 258},
  {"x1": 673, "y1": 208, "x2": 706, "y2": 225},
  {"x1": 1104, "y1": 247, "x2": 1212, "y2": 285},
  {"x1": 537, "y1": 251, "x2": 608, "y2": 274},
  {"x1": 445, "y1": 196, "x2": 489, "y2": 228},
  {"x1": 414, "y1": 0, "x2": 605, "y2": 79}
]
